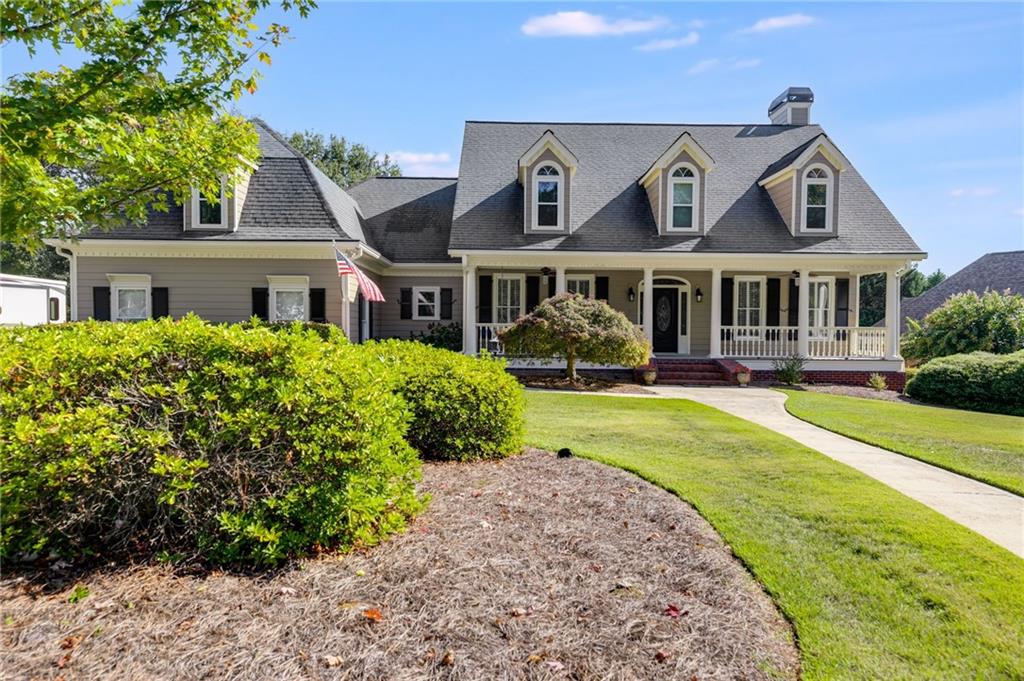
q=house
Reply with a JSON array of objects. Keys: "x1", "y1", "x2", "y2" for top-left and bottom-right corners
[
  {"x1": 48, "y1": 87, "x2": 924, "y2": 387},
  {"x1": 0, "y1": 273, "x2": 66, "y2": 326},
  {"x1": 898, "y1": 251, "x2": 1023, "y2": 332}
]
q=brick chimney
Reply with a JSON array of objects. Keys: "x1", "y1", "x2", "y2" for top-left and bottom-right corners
[{"x1": 768, "y1": 87, "x2": 814, "y2": 125}]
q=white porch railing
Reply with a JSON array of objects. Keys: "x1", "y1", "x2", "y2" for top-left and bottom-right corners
[
  {"x1": 721, "y1": 326, "x2": 886, "y2": 359},
  {"x1": 477, "y1": 323, "x2": 513, "y2": 356}
]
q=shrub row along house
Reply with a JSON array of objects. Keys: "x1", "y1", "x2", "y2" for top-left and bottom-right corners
[{"x1": 48, "y1": 87, "x2": 924, "y2": 386}]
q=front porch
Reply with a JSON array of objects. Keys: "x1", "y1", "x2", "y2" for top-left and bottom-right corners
[{"x1": 458, "y1": 254, "x2": 906, "y2": 369}]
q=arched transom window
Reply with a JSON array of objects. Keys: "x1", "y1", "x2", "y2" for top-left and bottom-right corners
[
  {"x1": 803, "y1": 166, "x2": 832, "y2": 231},
  {"x1": 668, "y1": 165, "x2": 699, "y2": 232},
  {"x1": 533, "y1": 164, "x2": 562, "y2": 230}
]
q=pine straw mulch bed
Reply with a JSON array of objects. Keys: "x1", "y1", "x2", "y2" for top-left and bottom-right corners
[
  {"x1": 516, "y1": 375, "x2": 652, "y2": 394},
  {"x1": 2, "y1": 450, "x2": 798, "y2": 680},
  {"x1": 792, "y1": 383, "x2": 918, "y2": 403}
]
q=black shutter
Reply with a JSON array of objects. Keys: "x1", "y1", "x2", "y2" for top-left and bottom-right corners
[
  {"x1": 478, "y1": 275, "x2": 493, "y2": 323},
  {"x1": 357, "y1": 292, "x2": 365, "y2": 341},
  {"x1": 152, "y1": 287, "x2": 169, "y2": 319},
  {"x1": 787, "y1": 279, "x2": 799, "y2": 326},
  {"x1": 526, "y1": 276, "x2": 540, "y2": 312},
  {"x1": 720, "y1": 277, "x2": 734, "y2": 326},
  {"x1": 93, "y1": 287, "x2": 111, "y2": 321},
  {"x1": 251, "y1": 288, "x2": 269, "y2": 320},
  {"x1": 835, "y1": 278, "x2": 850, "y2": 327},
  {"x1": 547, "y1": 276, "x2": 556, "y2": 298},
  {"x1": 440, "y1": 288, "x2": 453, "y2": 320},
  {"x1": 310, "y1": 288, "x2": 326, "y2": 322},
  {"x1": 766, "y1": 279, "x2": 781, "y2": 327},
  {"x1": 595, "y1": 276, "x2": 609, "y2": 302},
  {"x1": 399, "y1": 288, "x2": 412, "y2": 320}
]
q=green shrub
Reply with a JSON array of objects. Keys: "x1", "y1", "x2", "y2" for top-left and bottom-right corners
[
  {"x1": 866, "y1": 373, "x2": 888, "y2": 392},
  {"x1": 0, "y1": 317, "x2": 423, "y2": 566},
  {"x1": 411, "y1": 321, "x2": 462, "y2": 351},
  {"x1": 364, "y1": 340, "x2": 524, "y2": 462},
  {"x1": 498, "y1": 293, "x2": 649, "y2": 381},
  {"x1": 902, "y1": 290, "x2": 1024, "y2": 363},
  {"x1": 906, "y1": 350, "x2": 1024, "y2": 416},
  {"x1": 772, "y1": 354, "x2": 805, "y2": 385}
]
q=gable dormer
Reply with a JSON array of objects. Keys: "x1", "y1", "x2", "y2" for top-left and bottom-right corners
[
  {"x1": 518, "y1": 130, "x2": 578, "y2": 234},
  {"x1": 758, "y1": 134, "x2": 849, "y2": 236},
  {"x1": 638, "y1": 132, "x2": 714, "y2": 236},
  {"x1": 183, "y1": 161, "x2": 257, "y2": 232}
]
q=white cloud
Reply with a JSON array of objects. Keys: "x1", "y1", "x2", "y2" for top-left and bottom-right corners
[
  {"x1": 738, "y1": 13, "x2": 817, "y2": 34},
  {"x1": 521, "y1": 11, "x2": 668, "y2": 37},
  {"x1": 686, "y1": 57, "x2": 762, "y2": 76},
  {"x1": 387, "y1": 151, "x2": 458, "y2": 177},
  {"x1": 636, "y1": 31, "x2": 700, "y2": 52},
  {"x1": 1013, "y1": 207, "x2": 1024, "y2": 217},
  {"x1": 949, "y1": 186, "x2": 999, "y2": 198}
]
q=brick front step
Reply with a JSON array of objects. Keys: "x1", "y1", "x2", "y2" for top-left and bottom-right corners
[
  {"x1": 656, "y1": 378, "x2": 734, "y2": 386},
  {"x1": 657, "y1": 371, "x2": 728, "y2": 381}
]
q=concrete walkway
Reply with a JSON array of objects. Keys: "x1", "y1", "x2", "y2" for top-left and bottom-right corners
[{"x1": 642, "y1": 386, "x2": 1024, "y2": 557}]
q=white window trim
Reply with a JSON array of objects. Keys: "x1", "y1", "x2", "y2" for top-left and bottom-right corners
[
  {"x1": 565, "y1": 274, "x2": 595, "y2": 298},
  {"x1": 107, "y1": 273, "x2": 151, "y2": 322},
  {"x1": 800, "y1": 164, "x2": 833, "y2": 234},
  {"x1": 412, "y1": 285, "x2": 441, "y2": 321},
  {"x1": 531, "y1": 164, "x2": 564, "y2": 232},
  {"x1": 733, "y1": 275, "x2": 766, "y2": 336},
  {"x1": 493, "y1": 273, "x2": 525, "y2": 324},
  {"x1": 267, "y1": 275, "x2": 310, "y2": 322},
  {"x1": 807, "y1": 275, "x2": 836, "y2": 336},
  {"x1": 666, "y1": 162, "x2": 700, "y2": 233},
  {"x1": 189, "y1": 179, "x2": 228, "y2": 230}
]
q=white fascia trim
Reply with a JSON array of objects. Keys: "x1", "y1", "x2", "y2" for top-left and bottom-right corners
[
  {"x1": 450, "y1": 250, "x2": 927, "y2": 269},
  {"x1": 0, "y1": 273, "x2": 69, "y2": 287},
  {"x1": 49, "y1": 239, "x2": 366, "y2": 260},
  {"x1": 517, "y1": 131, "x2": 579, "y2": 182},
  {"x1": 638, "y1": 132, "x2": 715, "y2": 186},
  {"x1": 758, "y1": 134, "x2": 851, "y2": 188}
]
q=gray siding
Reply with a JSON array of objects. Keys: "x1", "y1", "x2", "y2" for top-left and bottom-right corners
[
  {"x1": 794, "y1": 150, "x2": 840, "y2": 234},
  {"x1": 765, "y1": 176, "x2": 795, "y2": 234},
  {"x1": 76, "y1": 256, "x2": 347, "y2": 326},
  {"x1": 657, "y1": 149, "x2": 707, "y2": 236},
  {"x1": 523, "y1": 148, "x2": 571, "y2": 235},
  {"x1": 373, "y1": 275, "x2": 463, "y2": 339}
]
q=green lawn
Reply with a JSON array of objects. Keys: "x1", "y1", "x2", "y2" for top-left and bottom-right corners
[
  {"x1": 524, "y1": 392, "x2": 1024, "y2": 680},
  {"x1": 779, "y1": 389, "x2": 1024, "y2": 496}
]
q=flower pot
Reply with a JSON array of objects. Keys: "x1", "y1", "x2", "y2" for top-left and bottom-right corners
[
  {"x1": 736, "y1": 371, "x2": 750, "y2": 387},
  {"x1": 641, "y1": 369, "x2": 657, "y2": 385}
]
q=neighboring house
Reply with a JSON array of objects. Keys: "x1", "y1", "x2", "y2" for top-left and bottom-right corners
[
  {"x1": 48, "y1": 87, "x2": 924, "y2": 386},
  {"x1": 0, "y1": 274, "x2": 67, "y2": 326},
  {"x1": 897, "y1": 251, "x2": 1024, "y2": 332}
]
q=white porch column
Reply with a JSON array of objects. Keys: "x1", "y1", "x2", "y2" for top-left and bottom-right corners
[
  {"x1": 341, "y1": 275, "x2": 352, "y2": 340},
  {"x1": 642, "y1": 267, "x2": 654, "y2": 346},
  {"x1": 709, "y1": 267, "x2": 722, "y2": 357},
  {"x1": 851, "y1": 273, "x2": 861, "y2": 327},
  {"x1": 462, "y1": 262, "x2": 477, "y2": 354},
  {"x1": 555, "y1": 266, "x2": 566, "y2": 294},
  {"x1": 797, "y1": 269, "x2": 810, "y2": 357},
  {"x1": 885, "y1": 268, "x2": 901, "y2": 359}
]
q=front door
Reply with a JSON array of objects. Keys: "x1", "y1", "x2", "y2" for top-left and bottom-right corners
[{"x1": 652, "y1": 287, "x2": 679, "y2": 353}]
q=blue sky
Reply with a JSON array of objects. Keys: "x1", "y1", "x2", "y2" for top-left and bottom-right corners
[{"x1": 4, "y1": 2, "x2": 1022, "y2": 273}]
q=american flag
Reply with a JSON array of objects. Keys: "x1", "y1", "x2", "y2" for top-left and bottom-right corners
[{"x1": 335, "y1": 246, "x2": 385, "y2": 302}]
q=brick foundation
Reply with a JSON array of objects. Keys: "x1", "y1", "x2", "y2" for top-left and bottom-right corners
[{"x1": 751, "y1": 370, "x2": 906, "y2": 392}]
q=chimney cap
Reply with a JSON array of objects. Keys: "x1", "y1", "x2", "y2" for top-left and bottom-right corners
[{"x1": 768, "y1": 87, "x2": 814, "y2": 115}]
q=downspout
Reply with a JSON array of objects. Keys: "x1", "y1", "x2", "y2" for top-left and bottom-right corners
[{"x1": 55, "y1": 246, "x2": 76, "y2": 321}]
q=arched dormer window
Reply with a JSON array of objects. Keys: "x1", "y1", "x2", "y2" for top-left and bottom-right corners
[
  {"x1": 802, "y1": 165, "x2": 832, "y2": 232},
  {"x1": 533, "y1": 164, "x2": 563, "y2": 230},
  {"x1": 667, "y1": 164, "x2": 699, "y2": 232}
]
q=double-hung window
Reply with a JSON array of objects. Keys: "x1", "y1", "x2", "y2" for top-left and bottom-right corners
[
  {"x1": 189, "y1": 179, "x2": 228, "y2": 230},
  {"x1": 533, "y1": 165, "x2": 562, "y2": 230},
  {"x1": 107, "y1": 274, "x2": 151, "y2": 322},
  {"x1": 734, "y1": 276, "x2": 765, "y2": 337},
  {"x1": 566, "y1": 274, "x2": 594, "y2": 299},
  {"x1": 267, "y1": 275, "x2": 309, "y2": 322},
  {"x1": 802, "y1": 166, "x2": 831, "y2": 231},
  {"x1": 412, "y1": 286, "x2": 440, "y2": 320},
  {"x1": 667, "y1": 164, "x2": 699, "y2": 232},
  {"x1": 495, "y1": 274, "x2": 524, "y2": 324}
]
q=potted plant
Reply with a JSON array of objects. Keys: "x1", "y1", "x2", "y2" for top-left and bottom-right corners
[
  {"x1": 638, "y1": 359, "x2": 658, "y2": 385},
  {"x1": 736, "y1": 370, "x2": 751, "y2": 387}
]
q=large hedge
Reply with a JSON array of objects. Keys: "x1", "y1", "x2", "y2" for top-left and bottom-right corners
[
  {"x1": 365, "y1": 340, "x2": 524, "y2": 462},
  {"x1": 902, "y1": 290, "x2": 1024, "y2": 363},
  {"x1": 906, "y1": 350, "x2": 1024, "y2": 416},
  {"x1": 0, "y1": 317, "x2": 423, "y2": 565}
]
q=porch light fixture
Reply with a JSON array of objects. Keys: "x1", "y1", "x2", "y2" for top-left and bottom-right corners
[
  {"x1": 791, "y1": 270, "x2": 800, "y2": 286},
  {"x1": 695, "y1": 288, "x2": 703, "y2": 303},
  {"x1": 627, "y1": 286, "x2": 636, "y2": 302},
  {"x1": 540, "y1": 267, "x2": 554, "y2": 276}
]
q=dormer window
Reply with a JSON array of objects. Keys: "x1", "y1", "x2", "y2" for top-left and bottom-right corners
[
  {"x1": 667, "y1": 164, "x2": 699, "y2": 232},
  {"x1": 802, "y1": 165, "x2": 832, "y2": 232},
  {"x1": 188, "y1": 180, "x2": 228, "y2": 230},
  {"x1": 533, "y1": 164, "x2": 563, "y2": 231}
]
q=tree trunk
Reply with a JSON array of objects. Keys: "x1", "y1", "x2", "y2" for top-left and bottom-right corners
[{"x1": 566, "y1": 350, "x2": 577, "y2": 382}]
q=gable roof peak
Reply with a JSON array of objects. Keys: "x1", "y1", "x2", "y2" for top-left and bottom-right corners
[
  {"x1": 637, "y1": 131, "x2": 715, "y2": 186},
  {"x1": 757, "y1": 132, "x2": 851, "y2": 187},
  {"x1": 517, "y1": 130, "x2": 579, "y2": 182}
]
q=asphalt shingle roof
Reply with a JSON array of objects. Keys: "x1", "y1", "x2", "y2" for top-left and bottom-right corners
[
  {"x1": 346, "y1": 177, "x2": 458, "y2": 263},
  {"x1": 897, "y1": 251, "x2": 1024, "y2": 331},
  {"x1": 450, "y1": 121, "x2": 923, "y2": 255}
]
